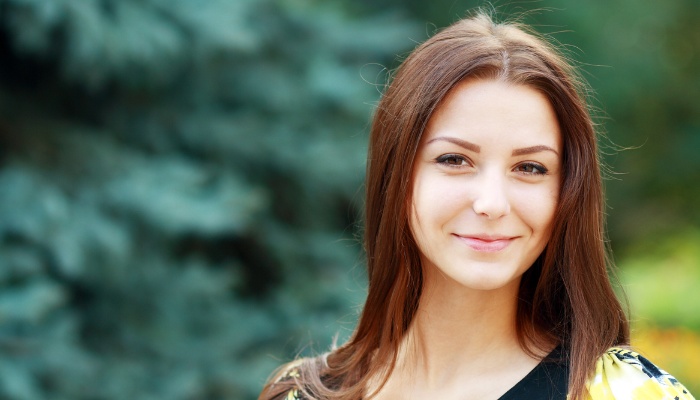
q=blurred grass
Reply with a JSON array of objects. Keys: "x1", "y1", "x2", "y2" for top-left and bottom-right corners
[{"x1": 619, "y1": 228, "x2": 700, "y2": 394}]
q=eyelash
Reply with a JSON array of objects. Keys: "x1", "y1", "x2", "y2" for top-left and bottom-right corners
[
  {"x1": 435, "y1": 154, "x2": 470, "y2": 167},
  {"x1": 434, "y1": 155, "x2": 549, "y2": 175},
  {"x1": 514, "y1": 162, "x2": 549, "y2": 175}
]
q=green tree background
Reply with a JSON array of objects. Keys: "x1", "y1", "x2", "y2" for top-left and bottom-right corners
[{"x1": 0, "y1": 1, "x2": 697, "y2": 399}]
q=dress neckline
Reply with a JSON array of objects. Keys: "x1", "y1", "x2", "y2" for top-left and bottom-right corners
[{"x1": 497, "y1": 345, "x2": 569, "y2": 400}]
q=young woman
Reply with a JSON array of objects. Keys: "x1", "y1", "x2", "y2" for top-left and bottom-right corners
[{"x1": 259, "y1": 12, "x2": 695, "y2": 400}]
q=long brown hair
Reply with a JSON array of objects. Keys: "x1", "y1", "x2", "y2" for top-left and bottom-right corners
[{"x1": 260, "y1": 11, "x2": 629, "y2": 400}]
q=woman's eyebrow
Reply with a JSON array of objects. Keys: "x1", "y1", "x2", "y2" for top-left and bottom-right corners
[
  {"x1": 426, "y1": 136, "x2": 480, "y2": 152},
  {"x1": 512, "y1": 145, "x2": 559, "y2": 156},
  {"x1": 425, "y1": 137, "x2": 558, "y2": 157}
]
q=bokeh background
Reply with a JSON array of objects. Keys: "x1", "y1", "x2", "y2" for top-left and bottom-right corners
[{"x1": 0, "y1": 0, "x2": 698, "y2": 399}]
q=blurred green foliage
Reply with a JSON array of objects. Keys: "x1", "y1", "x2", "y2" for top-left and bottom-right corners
[
  {"x1": 0, "y1": 0, "x2": 417, "y2": 398},
  {"x1": 621, "y1": 229, "x2": 700, "y2": 329},
  {"x1": 0, "y1": 0, "x2": 697, "y2": 399},
  {"x1": 622, "y1": 229, "x2": 700, "y2": 393}
]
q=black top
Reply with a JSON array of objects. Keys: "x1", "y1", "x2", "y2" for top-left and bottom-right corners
[{"x1": 498, "y1": 346, "x2": 569, "y2": 400}]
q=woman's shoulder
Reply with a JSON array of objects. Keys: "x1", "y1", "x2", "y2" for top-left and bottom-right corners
[{"x1": 586, "y1": 347, "x2": 695, "y2": 399}]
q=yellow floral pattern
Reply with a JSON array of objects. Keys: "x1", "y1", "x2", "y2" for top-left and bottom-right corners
[
  {"x1": 586, "y1": 347, "x2": 695, "y2": 399},
  {"x1": 285, "y1": 388, "x2": 300, "y2": 400}
]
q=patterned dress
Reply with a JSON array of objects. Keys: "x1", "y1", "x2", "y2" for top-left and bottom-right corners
[
  {"x1": 276, "y1": 347, "x2": 695, "y2": 399},
  {"x1": 587, "y1": 347, "x2": 694, "y2": 399}
]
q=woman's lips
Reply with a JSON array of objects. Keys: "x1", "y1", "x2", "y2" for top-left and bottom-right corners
[{"x1": 454, "y1": 234, "x2": 515, "y2": 252}]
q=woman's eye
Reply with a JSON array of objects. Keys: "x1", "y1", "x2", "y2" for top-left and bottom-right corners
[
  {"x1": 435, "y1": 154, "x2": 469, "y2": 167},
  {"x1": 515, "y1": 162, "x2": 548, "y2": 175}
]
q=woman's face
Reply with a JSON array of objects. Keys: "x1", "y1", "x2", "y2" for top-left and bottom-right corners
[{"x1": 410, "y1": 79, "x2": 562, "y2": 293}]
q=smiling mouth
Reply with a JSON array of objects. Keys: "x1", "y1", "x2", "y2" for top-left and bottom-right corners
[{"x1": 453, "y1": 234, "x2": 515, "y2": 252}]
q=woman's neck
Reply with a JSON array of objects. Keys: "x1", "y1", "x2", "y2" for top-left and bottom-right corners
[
  {"x1": 368, "y1": 273, "x2": 553, "y2": 399},
  {"x1": 373, "y1": 272, "x2": 557, "y2": 400},
  {"x1": 403, "y1": 275, "x2": 524, "y2": 383}
]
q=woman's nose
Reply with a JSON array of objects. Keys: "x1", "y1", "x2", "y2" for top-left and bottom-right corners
[{"x1": 471, "y1": 172, "x2": 511, "y2": 219}]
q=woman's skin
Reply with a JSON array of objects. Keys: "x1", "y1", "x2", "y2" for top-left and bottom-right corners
[{"x1": 371, "y1": 79, "x2": 563, "y2": 399}]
